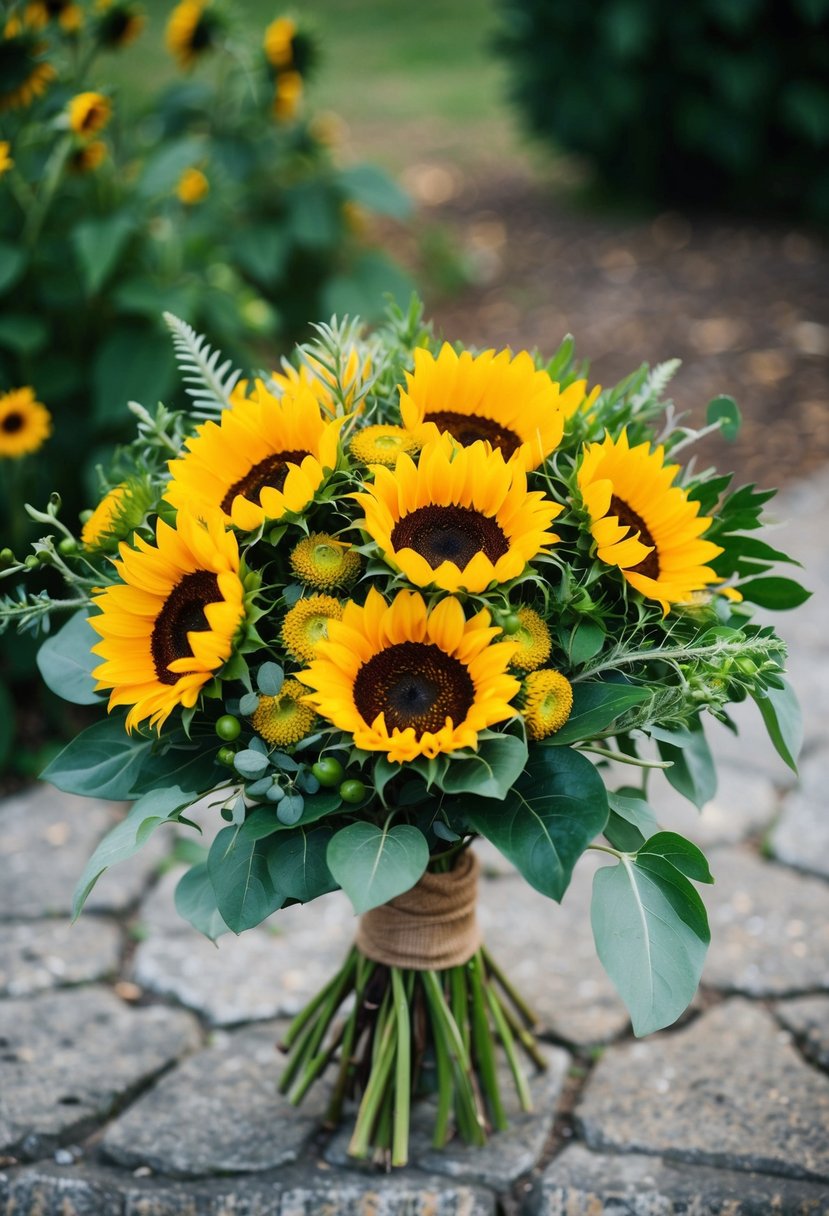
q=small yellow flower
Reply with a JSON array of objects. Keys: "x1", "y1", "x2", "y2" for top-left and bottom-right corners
[
  {"x1": 289, "y1": 534, "x2": 361, "y2": 591},
  {"x1": 26, "y1": 0, "x2": 83, "y2": 33},
  {"x1": 507, "y1": 607, "x2": 552, "y2": 673},
  {"x1": 0, "y1": 16, "x2": 56, "y2": 112},
  {"x1": 81, "y1": 479, "x2": 155, "y2": 550},
  {"x1": 67, "y1": 91, "x2": 111, "y2": 137},
  {"x1": 349, "y1": 425, "x2": 420, "y2": 468},
  {"x1": 166, "y1": 0, "x2": 219, "y2": 69},
  {"x1": 252, "y1": 679, "x2": 316, "y2": 747},
  {"x1": 0, "y1": 142, "x2": 13, "y2": 177},
  {"x1": 0, "y1": 387, "x2": 51, "y2": 458},
  {"x1": 263, "y1": 16, "x2": 295, "y2": 68},
  {"x1": 176, "y1": 166, "x2": 209, "y2": 205},
  {"x1": 282, "y1": 595, "x2": 343, "y2": 663},
  {"x1": 273, "y1": 69, "x2": 302, "y2": 121},
  {"x1": 520, "y1": 670, "x2": 573, "y2": 741},
  {"x1": 68, "y1": 140, "x2": 107, "y2": 173}
]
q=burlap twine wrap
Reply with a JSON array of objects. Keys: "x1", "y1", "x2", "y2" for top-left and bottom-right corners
[{"x1": 355, "y1": 849, "x2": 481, "y2": 971}]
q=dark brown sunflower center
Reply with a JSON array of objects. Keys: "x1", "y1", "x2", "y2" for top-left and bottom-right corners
[
  {"x1": 190, "y1": 16, "x2": 213, "y2": 50},
  {"x1": 150, "y1": 571, "x2": 220, "y2": 685},
  {"x1": 353, "y1": 641, "x2": 475, "y2": 736},
  {"x1": 1, "y1": 412, "x2": 24, "y2": 434},
  {"x1": 391, "y1": 504, "x2": 508, "y2": 571},
  {"x1": 221, "y1": 450, "x2": 310, "y2": 513},
  {"x1": 424, "y1": 409, "x2": 522, "y2": 460},
  {"x1": 610, "y1": 494, "x2": 660, "y2": 580},
  {"x1": 47, "y1": 0, "x2": 70, "y2": 15}
]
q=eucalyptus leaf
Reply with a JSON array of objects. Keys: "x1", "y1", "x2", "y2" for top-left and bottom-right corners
[
  {"x1": 751, "y1": 678, "x2": 802, "y2": 772},
  {"x1": 43, "y1": 716, "x2": 154, "y2": 800},
  {"x1": 591, "y1": 854, "x2": 710, "y2": 1036},
  {"x1": 652, "y1": 721, "x2": 716, "y2": 810},
  {"x1": 36, "y1": 610, "x2": 102, "y2": 706},
  {"x1": 175, "y1": 863, "x2": 229, "y2": 942},
  {"x1": 265, "y1": 825, "x2": 337, "y2": 904},
  {"x1": 638, "y1": 832, "x2": 714, "y2": 883},
  {"x1": 257, "y1": 662, "x2": 284, "y2": 696},
  {"x1": 545, "y1": 682, "x2": 649, "y2": 746},
  {"x1": 438, "y1": 733, "x2": 528, "y2": 799},
  {"x1": 465, "y1": 747, "x2": 608, "y2": 901},
  {"x1": 207, "y1": 826, "x2": 284, "y2": 934},
  {"x1": 327, "y1": 822, "x2": 429, "y2": 915},
  {"x1": 234, "y1": 749, "x2": 270, "y2": 779},
  {"x1": 72, "y1": 790, "x2": 187, "y2": 918}
]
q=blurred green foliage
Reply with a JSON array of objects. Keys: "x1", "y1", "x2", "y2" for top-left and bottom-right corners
[{"x1": 495, "y1": 0, "x2": 829, "y2": 224}]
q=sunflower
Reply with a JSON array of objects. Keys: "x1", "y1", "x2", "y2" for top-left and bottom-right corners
[
  {"x1": 164, "y1": 381, "x2": 344, "y2": 532},
  {"x1": 94, "y1": 0, "x2": 144, "y2": 48},
  {"x1": 273, "y1": 70, "x2": 302, "y2": 121},
  {"x1": 297, "y1": 587, "x2": 520, "y2": 763},
  {"x1": 0, "y1": 142, "x2": 13, "y2": 177},
  {"x1": 289, "y1": 533, "x2": 361, "y2": 591},
  {"x1": 282, "y1": 595, "x2": 343, "y2": 663},
  {"x1": 400, "y1": 343, "x2": 591, "y2": 471},
  {"x1": 67, "y1": 91, "x2": 111, "y2": 137},
  {"x1": 507, "y1": 606, "x2": 551, "y2": 672},
  {"x1": 176, "y1": 166, "x2": 208, "y2": 204},
  {"x1": 89, "y1": 510, "x2": 245, "y2": 732},
  {"x1": 577, "y1": 429, "x2": 723, "y2": 614},
  {"x1": 252, "y1": 679, "x2": 316, "y2": 747},
  {"x1": 520, "y1": 670, "x2": 573, "y2": 740},
  {"x1": 0, "y1": 387, "x2": 51, "y2": 458},
  {"x1": 0, "y1": 17, "x2": 56, "y2": 112},
  {"x1": 349, "y1": 424, "x2": 420, "y2": 468},
  {"x1": 68, "y1": 139, "x2": 107, "y2": 173},
  {"x1": 165, "y1": 0, "x2": 221, "y2": 68},
  {"x1": 263, "y1": 16, "x2": 316, "y2": 74},
  {"x1": 81, "y1": 478, "x2": 154, "y2": 550},
  {"x1": 354, "y1": 439, "x2": 562, "y2": 594},
  {"x1": 26, "y1": 0, "x2": 83, "y2": 33}
]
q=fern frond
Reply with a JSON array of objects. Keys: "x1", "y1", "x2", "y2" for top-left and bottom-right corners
[
  {"x1": 632, "y1": 358, "x2": 681, "y2": 408},
  {"x1": 163, "y1": 313, "x2": 242, "y2": 420}
]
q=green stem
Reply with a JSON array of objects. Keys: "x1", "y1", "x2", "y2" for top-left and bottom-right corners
[
  {"x1": 468, "y1": 953, "x2": 507, "y2": 1132},
  {"x1": 390, "y1": 967, "x2": 411, "y2": 1167},
  {"x1": 323, "y1": 954, "x2": 375, "y2": 1128},
  {"x1": 486, "y1": 984, "x2": 533, "y2": 1113},
  {"x1": 348, "y1": 993, "x2": 397, "y2": 1159},
  {"x1": 430, "y1": 983, "x2": 454, "y2": 1148},
  {"x1": 281, "y1": 948, "x2": 356, "y2": 1051},
  {"x1": 422, "y1": 970, "x2": 486, "y2": 1147},
  {"x1": 577, "y1": 744, "x2": 671, "y2": 769},
  {"x1": 481, "y1": 947, "x2": 539, "y2": 1028}
]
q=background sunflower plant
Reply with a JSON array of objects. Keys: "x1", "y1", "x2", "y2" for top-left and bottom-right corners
[
  {"x1": 0, "y1": 0, "x2": 411, "y2": 773},
  {"x1": 0, "y1": 296, "x2": 808, "y2": 1165}
]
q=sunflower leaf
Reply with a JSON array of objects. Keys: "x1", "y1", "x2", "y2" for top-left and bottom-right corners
[
  {"x1": 543, "y1": 682, "x2": 649, "y2": 746},
  {"x1": 175, "y1": 863, "x2": 229, "y2": 943}
]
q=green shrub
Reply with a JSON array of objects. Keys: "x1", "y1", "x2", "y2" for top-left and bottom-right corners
[{"x1": 494, "y1": 0, "x2": 829, "y2": 223}]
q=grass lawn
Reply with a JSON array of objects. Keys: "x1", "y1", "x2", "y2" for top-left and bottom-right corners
[{"x1": 105, "y1": 0, "x2": 525, "y2": 173}]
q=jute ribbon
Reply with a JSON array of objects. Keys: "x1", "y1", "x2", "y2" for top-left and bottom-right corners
[{"x1": 355, "y1": 848, "x2": 481, "y2": 971}]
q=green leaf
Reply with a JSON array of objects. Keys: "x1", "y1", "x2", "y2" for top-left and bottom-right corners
[
  {"x1": 706, "y1": 394, "x2": 741, "y2": 440},
  {"x1": 0, "y1": 313, "x2": 48, "y2": 355},
  {"x1": 465, "y1": 747, "x2": 608, "y2": 901},
  {"x1": 129, "y1": 738, "x2": 218, "y2": 798},
  {"x1": 231, "y1": 227, "x2": 289, "y2": 287},
  {"x1": 591, "y1": 855, "x2": 710, "y2": 1036},
  {"x1": 72, "y1": 789, "x2": 188, "y2": 917},
  {"x1": 265, "y1": 825, "x2": 337, "y2": 904},
  {"x1": 285, "y1": 181, "x2": 342, "y2": 248},
  {"x1": 175, "y1": 863, "x2": 229, "y2": 942},
  {"x1": 751, "y1": 678, "x2": 802, "y2": 772},
  {"x1": 42, "y1": 716, "x2": 154, "y2": 800},
  {"x1": 72, "y1": 214, "x2": 135, "y2": 295},
  {"x1": 234, "y1": 749, "x2": 270, "y2": 779},
  {"x1": 337, "y1": 164, "x2": 412, "y2": 220},
  {"x1": 737, "y1": 577, "x2": 811, "y2": 610},
  {"x1": 327, "y1": 822, "x2": 429, "y2": 915},
  {"x1": 652, "y1": 721, "x2": 716, "y2": 810},
  {"x1": 545, "y1": 682, "x2": 649, "y2": 745},
  {"x1": 137, "y1": 136, "x2": 206, "y2": 197},
  {"x1": 36, "y1": 611, "x2": 102, "y2": 706},
  {"x1": 321, "y1": 251, "x2": 414, "y2": 323},
  {"x1": 638, "y1": 832, "x2": 714, "y2": 883},
  {"x1": 92, "y1": 324, "x2": 177, "y2": 426},
  {"x1": 207, "y1": 826, "x2": 283, "y2": 934},
  {"x1": 257, "y1": 662, "x2": 284, "y2": 696},
  {"x1": 604, "y1": 790, "x2": 658, "y2": 851},
  {"x1": 438, "y1": 732, "x2": 528, "y2": 799},
  {"x1": 0, "y1": 242, "x2": 27, "y2": 295},
  {"x1": 567, "y1": 619, "x2": 606, "y2": 665}
]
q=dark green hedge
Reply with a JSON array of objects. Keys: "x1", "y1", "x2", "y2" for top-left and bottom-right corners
[{"x1": 495, "y1": 0, "x2": 829, "y2": 224}]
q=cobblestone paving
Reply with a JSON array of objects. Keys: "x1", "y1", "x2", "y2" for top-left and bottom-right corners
[{"x1": 0, "y1": 471, "x2": 827, "y2": 1215}]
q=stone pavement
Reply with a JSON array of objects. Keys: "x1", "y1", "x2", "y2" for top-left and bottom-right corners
[{"x1": 1, "y1": 470, "x2": 828, "y2": 1215}]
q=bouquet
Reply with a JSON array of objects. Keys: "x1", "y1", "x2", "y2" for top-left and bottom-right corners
[{"x1": 0, "y1": 297, "x2": 806, "y2": 1167}]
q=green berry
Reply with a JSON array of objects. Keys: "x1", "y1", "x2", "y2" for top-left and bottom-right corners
[
  {"x1": 24, "y1": 554, "x2": 38, "y2": 569},
  {"x1": 339, "y1": 779, "x2": 367, "y2": 804},
  {"x1": 215, "y1": 714, "x2": 241, "y2": 742},
  {"x1": 58, "y1": 537, "x2": 78, "y2": 556},
  {"x1": 217, "y1": 745, "x2": 237, "y2": 767},
  {"x1": 311, "y1": 757, "x2": 345, "y2": 787},
  {"x1": 501, "y1": 612, "x2": 522, "y2": 635}
]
